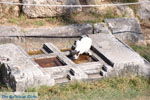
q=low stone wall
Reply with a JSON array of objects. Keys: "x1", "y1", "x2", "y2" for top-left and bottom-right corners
[
  {"x1": 0, "y1": 24, "x2": 93, "y2": 37},
  {"x1": 0, "y1": 18, "x2": 144, "y2": 45}
]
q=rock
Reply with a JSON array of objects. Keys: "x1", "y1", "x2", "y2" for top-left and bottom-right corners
[
  {"x1": 0, "y1": 0, "x2": 20, "y2": 18},
  {"x1": 86, "y1": 1, "x2": 135, "y2": 18},
  {"x1": 138, "y1": 0, "x2": 150, "y2": 20},
  {"x1": 93, "y1": 23, "x2": 111, "y2": 34},
  {"x1": 105, "y1": 18, "x2": 144, "y2": 43},
  {"x1": 22, "y1": 0, "x2": 81, "y2": 18},
  {"x1": 116, "y1": 6, "x2": 135, "y2": 18}
]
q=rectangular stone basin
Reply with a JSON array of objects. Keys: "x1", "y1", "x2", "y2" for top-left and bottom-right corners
[
  {"x1": 34, "y1": 57, "x2": 66, "y2": 68},
  {"x1": 68, "y1": 54, "x2": 99, "y2": 64},
  {"x1": 28, "y1": 49, "x2": 44, "y2": 55}
]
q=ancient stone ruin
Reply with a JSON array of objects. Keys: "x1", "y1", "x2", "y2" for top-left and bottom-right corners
[
  {"x1": 0, "y1": 33, "x2": 149, "y2": 91},
  {"x1": 0, "y1": 18, "x2": 149, "y2": 91}
]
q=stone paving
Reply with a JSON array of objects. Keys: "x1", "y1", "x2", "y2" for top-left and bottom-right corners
[{"x1": 0, "y1": 34, "x2": 149, "y2": 91}]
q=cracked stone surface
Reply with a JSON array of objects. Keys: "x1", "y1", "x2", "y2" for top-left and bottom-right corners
[{"x1": 105, "y1": 18, "x2": 144, "y2": 43}]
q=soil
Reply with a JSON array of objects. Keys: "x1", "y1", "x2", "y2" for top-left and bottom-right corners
[
  {"x1": 34, "y1": 57, "x2": 65, "y2": 68},
  {"x1": 28, "y1": 50, "x2": 44, "y2": 55}
]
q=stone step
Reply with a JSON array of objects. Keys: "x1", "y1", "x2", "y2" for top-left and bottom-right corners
[
  {"x1": 88, "y1": 73, "x2": 102, "y2": 79},
  {"x1": 42, "y1": 43, "x2": 54, "y2": 53},
  {"x1": 84, "y1": 68, "x2": 102, "y2": 79},
  {"x1": 66, "y1": 73, "x2": 75, "y2": 80},
  {"x1": 55, "y1": 76, "x2": 69, "y2": 84},
  {"x1": 69, "y1": 68, "x2": 88, "y2": 80},
  {"x1": 52, "y1": 73, "x2": 67, "y2": 79},
  {"x1": 53, "y1": 74, "x2": 69, "y2": 83},
  {"x1": 41, "y1": 48, "x2": 49, "y2": 54},
  {"x1": 84, "y1": 69, "x2": 100, "y2": 75}
]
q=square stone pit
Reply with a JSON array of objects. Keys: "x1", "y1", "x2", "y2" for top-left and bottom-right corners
[
  {"x1": 34, "y1": 56, "x2": 67, "y2": 68},
  {"x1": 60, "y1": 48, "x2": 100, "y2": 64},
  {"x1": 67, "y1": 54, "x2": 99, "y2": 64},
  {"x1": 27, "y1": 44, "x2": 55, "y2": 56}
]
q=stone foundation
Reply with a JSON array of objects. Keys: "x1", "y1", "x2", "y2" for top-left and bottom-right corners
[{"x1": 0, "y1": 33, "x2": 149, "y2": 91}]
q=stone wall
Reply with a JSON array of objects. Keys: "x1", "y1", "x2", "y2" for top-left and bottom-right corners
[{"x1": 0, "y1": 18, "x2": 144, "y2": 44}]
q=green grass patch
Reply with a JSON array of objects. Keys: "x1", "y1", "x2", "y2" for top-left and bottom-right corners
[
  {"x1": 0, "y1": 76, "x2": 149, "y2": 100},
  {"x1": 26, "y1": 76, "x2": 150, "y2": 100},
  {"x1": 47, "y1": 17, "x2": 59, "y2": 23},
  {"x1": 8, "y1": 18, "x2": 19, "y2": 24},
  {"x1": 131, "y1": 45, "x2": 150, "y2": 62},
  {"x1": 8, "y1": 15, "x2": 29, "y2": 25},
  {"x1": 103, "y1": 10, "x2": 121, "y2": 19},
  {"x1": 33, "y1": 21, "x2": 45, "y2": 26}
]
